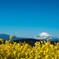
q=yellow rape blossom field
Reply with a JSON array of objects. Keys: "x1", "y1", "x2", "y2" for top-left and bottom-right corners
[{"x1": 0, "y1": 36, "x2": 59, "y2": 59}]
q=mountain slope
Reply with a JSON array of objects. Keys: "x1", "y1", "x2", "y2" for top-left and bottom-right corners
[
  {"x1": 0, "y1": 34, "x2": 21, "y2": 40},
  {"x1": 34, "y1": 32, "x2": 59, "y2": 41}
]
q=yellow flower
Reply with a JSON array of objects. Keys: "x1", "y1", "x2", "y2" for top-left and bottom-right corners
[
  {"x1": 47, "y1": 39, "x2": 49, "y2": 42},
  {"x1": 0, "y1": 37, "x2": 59, "y2": 59},
  {"x1": 9, "y1": 36, "x2": 13, "y2": 41},
  {"x1": 39, "y1": 37, "x2": 41, "y2": 41},
  {"x1": 0, "y1": 38, "x2": 3, "y2": 44},
  {"x1": 41, "y1": 41, "x2": 43, "y2": 44},
  {"x1": 10, "y1": 36, "x2": 13, "y2": 39}
]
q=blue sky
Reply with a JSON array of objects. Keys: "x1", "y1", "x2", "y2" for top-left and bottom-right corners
[{"x1": 0, "y1": 0, "x2": 59, "y2": 38}]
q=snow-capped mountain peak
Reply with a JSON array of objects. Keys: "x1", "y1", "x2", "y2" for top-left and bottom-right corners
[
  {"x1": 39, "y1": 32, "x2": 51, "y2": 37},
  {"x1": 34, "y1": 32, "x2": 58, "y2": 41}
]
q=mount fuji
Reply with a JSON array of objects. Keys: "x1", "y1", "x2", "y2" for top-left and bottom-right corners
[{"x1": 34, "y1": 32, "x2": 59, "y2": 41}]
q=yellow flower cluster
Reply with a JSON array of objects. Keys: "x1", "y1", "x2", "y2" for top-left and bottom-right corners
[
  {"x1": 0, "y1": 38, "x2": 59, "y2": 59},
  {"x1": 9, "y1": 36, "x2": 13, "y2": 41},
  {"x1": 0, "y1": 38, "x2": 3, "y2": 44}
]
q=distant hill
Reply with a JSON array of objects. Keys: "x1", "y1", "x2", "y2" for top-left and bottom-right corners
[
  {"x1": 13, "y1": 38, "x2": 58, "y2": 46},
  {"x1": 0, "y1": 34, "x2": 23, "y2": 41},
  {"x1": 0, "y1": 33, "x2": 59, "y2": 41},
  {"x1": 0, "y1": 34, "x2": 58, "y2": 46},
  {"x1": 14, "y1": 38, "x2": 40, "y2": 46}
]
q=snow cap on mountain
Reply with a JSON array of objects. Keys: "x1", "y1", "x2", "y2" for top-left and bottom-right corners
[
  {"x1": 39, "y1": 32, "x2": 51, "y2": 37},
  {"x1": 34, "y1": 32, "x2": 52, "y2": 39},
  {"x1": 34, "y1": 32, "x2": 59, "y2": 41}
]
